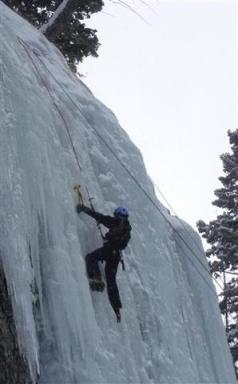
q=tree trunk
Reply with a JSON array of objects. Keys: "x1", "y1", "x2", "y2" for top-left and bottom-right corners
[
  {"x1": 41, "y1": 0, "x2": 78, "y2": 41},
  {"x1": 223, "y1": 272, "x2": 229, "y2": 332},
  {"x1": 0, "y1": 266, "x2": 31, "y2": 384}
]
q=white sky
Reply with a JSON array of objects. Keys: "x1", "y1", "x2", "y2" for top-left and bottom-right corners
[{"x1": 79, "y1": 0, "x2": 236, "y2": 230}]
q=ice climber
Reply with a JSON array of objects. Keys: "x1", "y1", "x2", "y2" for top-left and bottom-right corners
[{"x1": 77, "y1": 204, "x2": 131, "y2": 322}]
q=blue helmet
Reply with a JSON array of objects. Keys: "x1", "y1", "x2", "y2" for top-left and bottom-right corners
[{"x1": 114, "y1": 206, "x2": 129, "y2": 218}]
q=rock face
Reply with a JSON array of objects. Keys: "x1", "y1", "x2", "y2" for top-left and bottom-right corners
[{"x1": 0, "y1": 267, "x2": 31, "y2": 384}]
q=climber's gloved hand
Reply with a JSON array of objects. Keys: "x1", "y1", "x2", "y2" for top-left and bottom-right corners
[
  {"x1": 76, "y1": 204, "x2": 84, "y2": 214},
  {"x1": 76, "y1": 204, "x2": 92, "y2": 215}
]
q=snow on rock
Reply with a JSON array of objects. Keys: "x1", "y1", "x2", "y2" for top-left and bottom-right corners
[{"x1": 0, "y1": 2, "x2": 236, "y2": 383}]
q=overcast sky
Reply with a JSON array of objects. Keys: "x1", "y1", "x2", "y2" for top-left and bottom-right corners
[{"x1": 80, "y1": 0, "x2": 236, "y2": 231}]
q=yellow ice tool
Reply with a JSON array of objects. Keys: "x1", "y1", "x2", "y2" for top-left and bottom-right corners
[{"x1": 74, "y1": 184, "x2": 83, "y2": 206}]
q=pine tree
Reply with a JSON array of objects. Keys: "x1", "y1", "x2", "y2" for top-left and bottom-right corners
[
  {"x1": 197, "y1": 129, "x2": 238, "y2": 376},
  {"x1": 2, "y1": 1, "x2": 64, "y2": 28},
  {"x1": 3, "y1": 0, "x2": 104, "y2": 72}
]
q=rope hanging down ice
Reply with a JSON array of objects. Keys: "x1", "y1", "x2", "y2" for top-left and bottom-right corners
[{"x1": 18, "y1": 38, "x2": 106, "y2": 241}]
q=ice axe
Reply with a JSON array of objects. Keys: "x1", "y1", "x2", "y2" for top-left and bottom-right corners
[
  {"x1": 85, "y1": 186, "x2": 105, "y2": 241},
  {"x1": 74, "y1": 184, "x2": 84, "y2": 207}
]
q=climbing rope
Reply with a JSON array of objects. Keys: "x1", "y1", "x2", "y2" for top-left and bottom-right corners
[
  {"x1": 85, "y1": 186, "x2": 105, "y2": 241},
  {"x1": 151, "y1": 179, "x2": 226, "y2": 290},
  {"x1": 18, "y1": 38, "x2": 106, "y2": 242},
  {"x1": 18, "y1": 38, "x2": 82, "y2": 173}
]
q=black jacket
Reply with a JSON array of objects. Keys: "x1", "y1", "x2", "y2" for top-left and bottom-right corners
[{"x1": 79, "y1": 206, "x2": 131, "y2": 250}]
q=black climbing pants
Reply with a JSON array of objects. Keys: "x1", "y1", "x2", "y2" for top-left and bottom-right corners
[{"x1": 85, "y1": 243, "x2": 122, "y2": 313}]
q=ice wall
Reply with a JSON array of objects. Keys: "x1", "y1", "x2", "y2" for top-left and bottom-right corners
[{"x1": 0, "y1": 2, "x2": 236, "y2": 383}]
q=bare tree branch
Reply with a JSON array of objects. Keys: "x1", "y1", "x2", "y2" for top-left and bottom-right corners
[
  {"x1": 40, "y1": 0, "x2": 71, "y2": 35},
  {"x1": 109, "y1": 0, "x2": 151, "y2": 25},
  {"x1": 40, "y1": 0, "x2": 79, "y2": 40},
  {"x1": 138, "y1": 0, "x2": 159, "y2": 16}
]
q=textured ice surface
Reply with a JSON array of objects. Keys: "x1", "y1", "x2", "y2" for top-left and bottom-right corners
[{"x1": 0, "y1": 3, "x2": 236, "y2": 383}]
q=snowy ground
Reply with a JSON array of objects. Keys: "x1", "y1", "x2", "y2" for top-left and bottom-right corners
[{"x1": 0, "y1": 2, "x2": 236, "y2": 383}]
